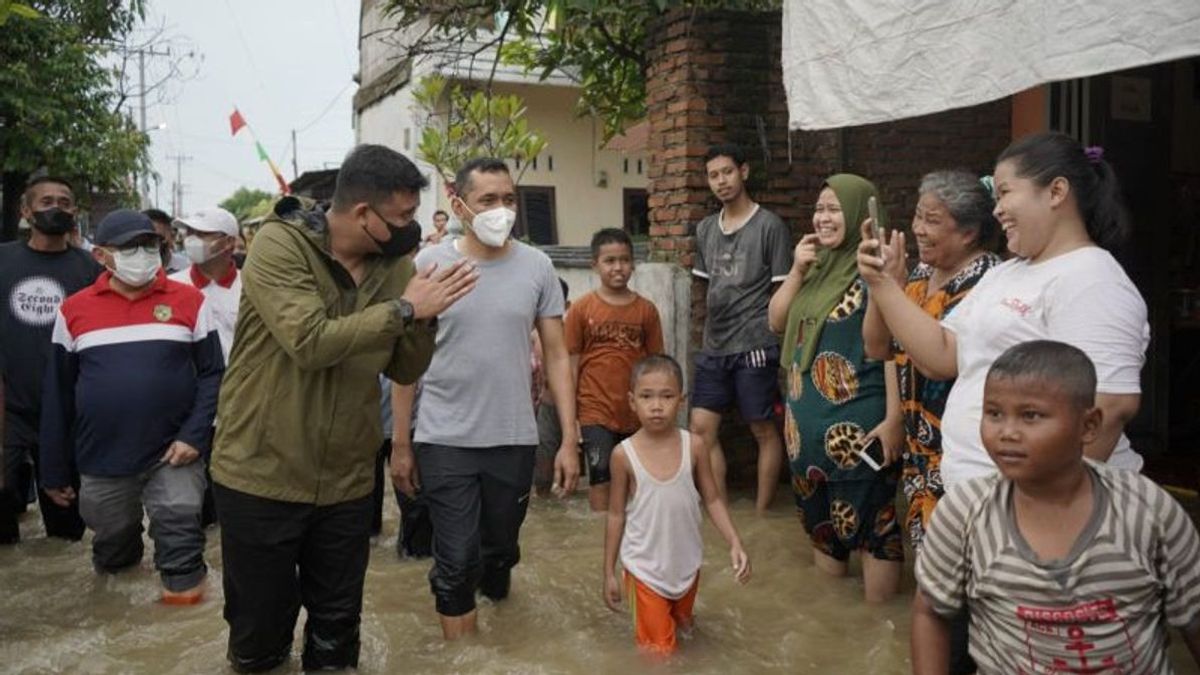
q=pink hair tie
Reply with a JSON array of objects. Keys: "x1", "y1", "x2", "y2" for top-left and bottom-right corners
[{"x1": 1084, "y1": 146, "x2": 1104, "y2": 164}]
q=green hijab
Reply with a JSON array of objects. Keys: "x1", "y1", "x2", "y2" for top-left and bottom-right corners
[{"x1": 782, "y1": 174, "x2": 887, "y2": 372}]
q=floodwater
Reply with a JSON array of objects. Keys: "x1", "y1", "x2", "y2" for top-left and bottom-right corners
[{"x1": 1, "y1": 492, "x2": 1197, "y2": 674}]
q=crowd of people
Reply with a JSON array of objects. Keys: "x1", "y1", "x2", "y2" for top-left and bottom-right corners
[{"x1": 1, "y1": 132, "x2": 1198, "y2": 673}]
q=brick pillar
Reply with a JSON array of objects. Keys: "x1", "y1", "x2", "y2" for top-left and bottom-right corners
[{"x1": 643, "y1": 8, "x2": 1011, "y2": 490}]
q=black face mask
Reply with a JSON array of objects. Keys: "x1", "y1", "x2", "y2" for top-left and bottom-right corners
[
  {"x1": 365, "y1": 206, "x2": 421, "y2": 258},
  {"x1": 31, "y1": 207, "x2": 75, "y2": 236}
]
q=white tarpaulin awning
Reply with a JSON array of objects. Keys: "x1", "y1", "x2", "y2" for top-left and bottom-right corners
[{"x1": 782, "y1": 0, "x2": 1200, "y2": 130}]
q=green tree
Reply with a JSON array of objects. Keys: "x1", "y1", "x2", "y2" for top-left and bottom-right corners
[
  {"x1": 381, "y1": 0, "x2": 777, "y2": 141},
  {"x1": 0, "y1": 0, "x2": 149, "y2": 240},
  {"x1": 219, "y1": 186, "x2": 276, "y2": 223},
  {"x1": 412, "y1": 75, "x2": 547, "y2": 186}
]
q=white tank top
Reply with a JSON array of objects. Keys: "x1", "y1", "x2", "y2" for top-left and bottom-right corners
[{"x1": 619, "y1": 430, "x2": 703, "y2": 599}]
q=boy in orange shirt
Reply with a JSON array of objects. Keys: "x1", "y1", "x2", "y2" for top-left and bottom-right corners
[{"x1": 566, "y1": 229, "x2": 664, "y2": 511}]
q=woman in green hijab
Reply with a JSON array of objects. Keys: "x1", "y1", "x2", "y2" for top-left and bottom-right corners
[{"x1": 767, "y1": 174, "x2": 904, "y2": 603}]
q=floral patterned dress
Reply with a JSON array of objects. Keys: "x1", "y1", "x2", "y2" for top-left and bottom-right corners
[
  {"x1": 784, "y1": 279, "x2": 902, "y2": 562},
  {"x1": 895, "y1": 254, "x2": 1000, "y2": 549}
]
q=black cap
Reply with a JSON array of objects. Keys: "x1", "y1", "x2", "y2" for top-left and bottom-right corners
[{"x1": 94, "y1": 209, "x2": 159, "y2": 247}]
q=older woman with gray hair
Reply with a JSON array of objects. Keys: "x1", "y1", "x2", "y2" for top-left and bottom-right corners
[{"x1": 861, "y1": 170, "x2": 1001, "y2": 550}]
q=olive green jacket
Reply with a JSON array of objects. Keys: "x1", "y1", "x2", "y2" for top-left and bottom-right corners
[{"x1": 211, "y1": 196, "x2": 434, "y2": 505}]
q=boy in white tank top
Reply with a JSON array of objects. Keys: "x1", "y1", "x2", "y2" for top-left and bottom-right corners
[{"x1": 602, "y1": 355, "x2": 750, "y2": 656}]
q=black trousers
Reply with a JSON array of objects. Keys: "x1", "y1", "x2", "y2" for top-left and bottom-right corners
[
  {"x1": 0, "y1": 443, "x2": 85, "y2": 544},
  {"x1": 415, "y1": 443, "x2": 534, "y2": 617},
  {"x1": 213, "y1": 482, "x2": 371, "y2": 673},
  {"x1": 371, "y1": 439, "x2": 432, "y2": 557}
]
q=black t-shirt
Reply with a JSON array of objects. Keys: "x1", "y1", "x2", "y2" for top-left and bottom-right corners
[{"x1": 0, "y1": 241, "x2": 101, "y2": 447}]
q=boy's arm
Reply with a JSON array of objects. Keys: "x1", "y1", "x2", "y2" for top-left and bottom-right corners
[
  {"x1": 1156, "y1": 486, "x2": 1200, "y2": 663},
  {"x1": 692, "y1": 431, "x2": 750, "y2": 582},
  {"x1": 603, "y1": 446, "x2": 631, "y2": 611},
  {"x1": 644, "y1": 303, "x2": 665, "y2": 356},
  {"x1": 537, "y1": 315, "x2": 581, "y2": 495},
  {"x1": 911, "y1": 590, "x2": 952, "y2": 675},
  {"x1": 389, "y1": 382, "x2": 418, "y2": 497}
]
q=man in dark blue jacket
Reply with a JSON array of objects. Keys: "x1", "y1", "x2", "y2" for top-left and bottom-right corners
[{"x1": 39, "y1": 209, "x2": 223, "y2": 604}]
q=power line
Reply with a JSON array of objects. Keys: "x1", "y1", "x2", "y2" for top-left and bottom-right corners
[{"x1": 295, "y1": 82, "x2": 353, "y2": 133}]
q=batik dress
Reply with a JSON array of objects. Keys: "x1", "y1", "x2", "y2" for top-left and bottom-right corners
[
  {"x1": 784, "y1": 279, "x2": 902, "y2": 562},
  {"x1": 895, "y1": 254, "x2": 1000, "y2": 549}
]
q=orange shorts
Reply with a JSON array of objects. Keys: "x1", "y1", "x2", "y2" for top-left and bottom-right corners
[{"x1": 625, "y1": 571, "x2": 700, "y2": 655}]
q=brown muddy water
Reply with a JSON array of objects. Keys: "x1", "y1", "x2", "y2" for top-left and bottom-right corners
[{"x1": 1, "y1": 492, "x2": 1197, "y2": 674}]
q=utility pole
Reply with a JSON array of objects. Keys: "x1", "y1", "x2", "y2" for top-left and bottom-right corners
[
  {"x1": 166, "y1": 154, "x2": 192, "y2": 217},
  {"x1": 133, "y1": 45, "x2": 171, "y2": 207},
  {"x1": 292, "y1": 129, "x2": 299, "y2": 180}
]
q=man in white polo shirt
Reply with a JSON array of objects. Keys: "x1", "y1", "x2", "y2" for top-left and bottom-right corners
[
  {"x1": 171, "y1": 206, "x2": 240, "y2": 527},
  {"x1": 171, "y1": 207, "x2": 241, "y2": 364}
]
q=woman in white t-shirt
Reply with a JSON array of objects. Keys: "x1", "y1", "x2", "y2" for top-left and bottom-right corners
[{"x1": 856, "y1": 132, "x2": 1150, "y2": 490}]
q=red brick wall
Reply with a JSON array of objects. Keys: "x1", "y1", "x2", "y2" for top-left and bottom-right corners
[
  {"x1": 644, "y1": 8, "x2": 1012, "y2": 487},
  {"x1": 646, "y1": 9, "x2": 1012, "y2": 273}
]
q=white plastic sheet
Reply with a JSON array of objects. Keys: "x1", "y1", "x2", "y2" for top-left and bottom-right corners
[{"x1": 781, "y1": 0, "x2": 1200, "y2": 129}]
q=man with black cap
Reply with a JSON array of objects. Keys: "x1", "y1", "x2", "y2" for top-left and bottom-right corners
[
  {"x1": 39, "y1": 208, "x2": 223, "y2": 605},
  {"x1": 0, "y1": 176, "x2": 99, "y2": 544}
]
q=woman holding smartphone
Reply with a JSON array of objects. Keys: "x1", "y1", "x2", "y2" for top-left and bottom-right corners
[
  {"x1": 858, "y1": 132, "x2": 1148, "y2": 490},
  {"x1": 768, "y1": 174, "x2": 903, "y2": 603},
  {"x1": 861, "y1": 170, "x2": 1002, "y2": 552}
]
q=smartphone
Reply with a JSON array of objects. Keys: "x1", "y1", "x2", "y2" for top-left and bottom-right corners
[
  {"x1": 866, "y1": 196, "x2": 881, "y2": 242},
  {"x1": 857, "y1": 437, "x2": 887, "y2": 471}
]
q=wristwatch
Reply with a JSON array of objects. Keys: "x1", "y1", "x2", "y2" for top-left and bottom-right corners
[{"x1": 393, "y1": 298, "x2": 415, "y2": 328}]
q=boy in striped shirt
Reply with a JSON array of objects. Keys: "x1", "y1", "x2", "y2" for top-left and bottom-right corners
[{"x1": 912, "y1": 340, "x2": 1200, "y2": 674}]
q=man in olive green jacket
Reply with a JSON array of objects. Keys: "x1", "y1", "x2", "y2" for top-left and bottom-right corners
[{"x1": 211, "y1": 145, "x2": 475, "y2": 673}]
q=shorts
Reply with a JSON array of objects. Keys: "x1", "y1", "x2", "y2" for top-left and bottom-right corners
[
  {"x1": 626, "y1": 571, "x2": 699, "y2": 655},
  {"x1": 581, "y1": 425, "x2": 629, "y2": 486},
  {"x1": 691, "y1": 345, "x2": 781, "y2": 421}
]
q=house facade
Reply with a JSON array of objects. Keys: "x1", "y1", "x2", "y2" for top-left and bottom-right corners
[{"x1": 354, "y1": 1, "x2": 649, "y2": 246}]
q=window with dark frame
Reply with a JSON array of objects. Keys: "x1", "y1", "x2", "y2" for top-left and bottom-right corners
[
  {"x1": 623, "y1": 188, "x2": 649, "y2": 237},
  {"x1": 516, "y1": 185, "x2": 558, "y2": 245}
]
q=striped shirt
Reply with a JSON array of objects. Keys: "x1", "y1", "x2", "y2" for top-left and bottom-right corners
[
  {"x1": 39, "y1": 270, "x2": 224, "y2": 488},
  {"x1": 916, "y1": 461, "x2": 1200, "y2": 674}
]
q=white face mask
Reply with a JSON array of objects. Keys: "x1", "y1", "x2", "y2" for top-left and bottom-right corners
[
  {"x1": 184, "y1": 235, "x2": 218, "y2": 264},
  {"x1": 463, "y1": 203, "x2": 517, "y2": 248},
  {"x1": 109, "y1": 245, "x2": 162, "y2": 287}
]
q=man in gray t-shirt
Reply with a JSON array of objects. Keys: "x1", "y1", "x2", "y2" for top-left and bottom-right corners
[
  {"x1": 690, "y1": 143, "x2": 792, "y2": 514},
  {"x1": 391, "y1": 158, "x2": 580, "y2": 641}
]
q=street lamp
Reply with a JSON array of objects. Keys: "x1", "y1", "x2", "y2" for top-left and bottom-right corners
[{"x1": 140, "y1": 122, "x2": 167, "y2": 208}]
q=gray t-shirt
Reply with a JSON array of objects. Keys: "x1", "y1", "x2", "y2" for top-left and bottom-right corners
[
  {"x1": 692, "y1": 205, "x2": 792, "y2": 355},
  {"x1": 414, "y1": 238, "x2": 564, "y2": 447}
]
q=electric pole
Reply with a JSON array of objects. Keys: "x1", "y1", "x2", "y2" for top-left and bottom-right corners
[
  {"x1": 132, "y1": 45, "x2": 171, "y2": 207},
  {"x1": 292, "y1": 129, "x2": 299, "y2": 180},
  {"x1": 166, "y1": 154, "x2": 192, "y2": 217}
]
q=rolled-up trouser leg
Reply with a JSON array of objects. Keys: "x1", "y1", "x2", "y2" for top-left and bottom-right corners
[
  {"x1": 213, "y1": 482, "x2": 306, "y2": 673},
  {"x1": 142, "y1": 462, "x2": 206, "y2": 591},
  {"x1": 79, "y1": 473, "x2": 146, "y2": 573},
  {"x1": 416, "y1": 443, "x2": 483, "y2": 617},
  {"x1": 478, "y1": 445, "x2": 535, "y2": 601},
  {"x1": 298, "y1": 494, "x2": 372, "y2": 671}
]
